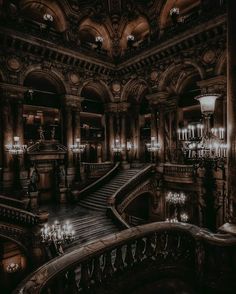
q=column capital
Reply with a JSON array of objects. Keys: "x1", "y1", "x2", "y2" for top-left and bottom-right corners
[
  {"x1": 197, "y1": 76, "x2": 226, "y2": 95},
  {"x1": 63, "y1": 94, "x2": 82, "y2": 110},
  {"x1": 105, "y1": 102, "x2": 130, "y2": 113},
  {"x1": 146, "y1": 91, "x2": 169, "y2": 106}
]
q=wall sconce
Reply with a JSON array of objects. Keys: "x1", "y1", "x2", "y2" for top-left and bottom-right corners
[{"x1": 6, "y1": 262, "x2": 20, "y2": 273}]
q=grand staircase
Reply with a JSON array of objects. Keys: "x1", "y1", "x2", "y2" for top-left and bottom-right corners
[{"x1": 47, "y1": 167, "x2": 142, "y2": 249}]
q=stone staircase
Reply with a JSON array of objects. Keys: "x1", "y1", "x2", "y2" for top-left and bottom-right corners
[
  {"x1": 78, "y1": 168, "x2": 140, "y2": 211},
  {"x1": 46, "y1": 168, "x2": 142, "y2": 250}
]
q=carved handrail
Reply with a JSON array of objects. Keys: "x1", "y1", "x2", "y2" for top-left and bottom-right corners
[
  {"x1": 78, "y1": 162, "x2": 120, "y2": 198},
  {"x1": 81, "y1": 162, "x2": 113, "y2": 177},
  {"x1": 13, "y1": 222, "x2": 236, "y2": 294},
  {"x1": 0, "y1": 195, "x2": 28, "y2": 209},
  {"x1": 0, "y1": 203, "x2": 40, "y2": 225},
  {"x1": 107, "y1": 165, "x2": 154, "y2": 228}
]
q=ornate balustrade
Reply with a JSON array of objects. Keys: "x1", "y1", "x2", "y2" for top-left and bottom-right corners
[
  {"x1": 81, "y1": 162, "x2": 113, "y2": 178},
  {"x1": 75, "y1": 163, "x2": 120, "y2": 200},
  {"x1": 13, "y1": 222, "x2": 236, "y2": 294},
  {"x1": 0, "y1": 203, "x2": 40, "y2": 226},
  {"x1": 107, "y1": 165, "x2": 154, "y2": 228},
  {"x1": 0, "y1": 195, "x2": 29, "y2": 209},
  {"x1": 163, "y1": 163, "x2": 195, "y2": 183}
]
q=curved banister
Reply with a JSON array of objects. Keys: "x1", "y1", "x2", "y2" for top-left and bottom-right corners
[
  {"x1": 107, "y1": 164, "x2": 154, "y2": 228},
  {"x1": 0, "y1": 203, "x2": 40, "y2": 225},
  {"x1": 13, "y1": 222, "x2": 236, "y2": 294},
  {"x1": 78, "y1": 162, "x2": 120, "y2": 198}
]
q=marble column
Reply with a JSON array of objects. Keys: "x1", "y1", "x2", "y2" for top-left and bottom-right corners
[
  {"x1": 102, "y1": 114, "x2": 108, "y2": 161},
  {"x1": 157, "y1": 105, "x2": 165, "y2": 163},
  {"x1": 121, "y1": 112, "x2": 127, "y2": 162},
  {"x1": 65, "y1": 105, "x2": 73, "y2": 167},
  {"x1": 227, "y1": 0, "x2": 236, "y2": 219},
  {"x1": 132, "y1": 105, "x2": 140, "y2": 161},
  {"x1": 74, "y1": 109, "x2": 81, "y2": 139},
  {"x1": 150, "y1": 107, "x2": 158, "y2": 139},
  {"x1": 108, "y1": 113, "x2": 114, "y2": 161}
]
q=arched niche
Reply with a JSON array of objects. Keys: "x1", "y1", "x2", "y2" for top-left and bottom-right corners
[
  {"x1": 159, "y1": 0, "x2": 200, "y2": 31},
  {"x1": 124, "y1": 192, "x2": 154, "y2": 224},
  {"x1": 78, "y1": 18, "x2": 111, "y2": 53},
  {"x1": 20, "y1": 0, "x2": 67, "y2": 32},
  {"x1": 23, "y1": 70, "x2": 65, "y2": 143},
  {"x1": 120, "y1": 16, "x2": 150, "y2": 52},
  {"x1": 80, "y1": 81, "x2": 109, "y2": 162}
]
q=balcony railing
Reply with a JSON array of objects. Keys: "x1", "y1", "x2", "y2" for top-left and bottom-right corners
[
  {"x1": 163, "y1": 163, "x2": 195, "y2": 183},
  {"x1": 14, "y1": 222, "x2": 236, "y2": 294},
  {"x1": 107, "y1": 164, "x2": 154, "y2": 228}
]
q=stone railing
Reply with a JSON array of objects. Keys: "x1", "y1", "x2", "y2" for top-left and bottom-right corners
[
  {"x1": 107, "y1": 165, "x2": 154, "y2": 228},
  {"x1": 163, "y1": 163, "x2": 195, "y2": 183},
  {"x1": 81, "y1": 162, "x2": 113, "y2": 179},
  {"x1": 77, "y1": 162, "x2": 120, "y2": 200},
  {"x1": 13, "y1": 222, "x2": 236, "y2": 294},
  {"x1": 0, "y1": 203, "x2": 40, "y2": 226},
  {"x1": 0, "y1": 195, "x2": 29, "y2": 209}
]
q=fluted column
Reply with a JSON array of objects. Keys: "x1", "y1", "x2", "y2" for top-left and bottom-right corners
[
  {"x1": 2, "y1": 98, "x2": 13, "y2": 169},
  {"x1": 150, "y1": 107, "x2": 158, "y2": 139},
  {"x1": 132, "y1": 105, "x2": 140, "y2": 161}
]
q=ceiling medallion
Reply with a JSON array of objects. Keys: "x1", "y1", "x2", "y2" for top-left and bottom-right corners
[
  {"x1": 7, "y1": 56, "x2": 22, "y2": 71},
  {"x1": 69, "y1": 73, "x2": 80, "y2": 84}
]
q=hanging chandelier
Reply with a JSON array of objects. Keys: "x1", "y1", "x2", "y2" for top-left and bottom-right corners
[
  {"x1": 41, "y1": 220, "x2": 75, "y2": 246},
  {"x1": 70, "y1": 138, "x2": 86, "y2": 154},
  {"x1": 146, "y1": 137, "x2": 160, "y2": 152},
  {"x1": 112, "y1": 138, "x2": 124, "y2": 153},
  {"x1": 166, "y1": 191, "x2": 186, "y2": 205},
  {"x1": 5, "y1": 136, "x2": 27, "y2": 155},
  {"x1": 177, "y1": 94, "x2": 227, "y2": 162}
]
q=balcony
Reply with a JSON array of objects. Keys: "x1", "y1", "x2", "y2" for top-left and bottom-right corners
[
  {"x1": 163, "y1": 163, "x2": 195, "y2": 183},
  {"x1": 81, "y1": 127, "x2": 104, "y2": 142}
]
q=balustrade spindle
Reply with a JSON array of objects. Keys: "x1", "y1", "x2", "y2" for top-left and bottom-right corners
[
  {"x1": 91, "y1": 257, "x2": 102, "y2": 284},
  {"x1": 65, "y1": 269, "x2": 78, "y2": 294},
  {"x1": 134, "y1": 239, "x2": 145, "y2": 262},
  {"x1": 114, "y1": 247, "x2": 125, "y2": 271},
  {"x1": 103, "y1": 251, "x2": 114, "y2": 278},
  {"x1": 80, "y1": 262, "x2": 91, "y2": 291},
  {"x1": 125, "y1": 243, "x2": 134, "y2": 268}
]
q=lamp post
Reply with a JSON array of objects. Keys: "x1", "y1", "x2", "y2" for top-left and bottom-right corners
[
  {"x1": 178, "y1": 94, "x2": 227, "y2": 231},
  {"x1": 70, "y1": 138, "x2": 86, "y2": 184},
  {"x1": 146, "y1": 136, "x2": 160, "y2": 163},
  {"x1": 5, "y1": 136, "x2": 27, "y2": 193},
  {"x1": 41, "y1": 220, "x2": 75, "y2": 256}
]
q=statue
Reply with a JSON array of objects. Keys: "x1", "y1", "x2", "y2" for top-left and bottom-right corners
[
  {"x1": 38, "y1": 126, "x2": 45, "y2": 141},
  {"x1": 51, "y1": 126, "x2": 56, "y2": 140},
  {"x1": 28, "y1": 164, "x2": 40, "y2": 192}
]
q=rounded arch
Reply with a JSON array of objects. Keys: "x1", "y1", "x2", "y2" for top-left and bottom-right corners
[
  {"x1": 20, "y1": 65, "x2": 68, "y2": 93},
  {"x1": 0, "y1": 233, "x2": 29, "y2": 257},
  {"x1": 20, "y1": 0, "x2": 67, "y2": 32},
  {"x1": 78, "y1": 18, "x2": 112, "y2": 53},
  {"x1": 215, "y1": 50, "x2": 226, "y2": 75},
  {"x1": 122, "y1": 78, "x2": 150, "y2": 103},
  {"x1": 120, "y1": 15, "x2": 150, "y2": 52},
  {"x1": 158, "y1": 60, "x2": 205, "y2": 93},
  {"x1": 159, "y1": 0, "x2": 200, "y2": 30},
  {"x1": 79, "y1": 79, "x2": 113, "y2": 103}
]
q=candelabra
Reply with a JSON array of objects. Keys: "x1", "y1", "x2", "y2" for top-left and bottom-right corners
[
  {"x1": 6, "y1": 262, "x2": 20, "y2": 274},
  {"x1": 5, "y1": 136, "x2": 27, "y2": 192},
  {"x1": 70, "y1": 138, "x2": 86, "y2": 183},
  {"x1": 41, "y1": 220, "x2": 75, "y2": 255},
  {"x1": 146, "y1": 137, "x2": 160, "y2": 163},
  {"x1": 178, "y1": 94, "x2": 227, "y2": 231},
  {"x1": 165, "y1": 191, "x2": 188, "y2": 223},
  {"x1": 170, "y1": 7, "x2": 180, "y2": 24}
]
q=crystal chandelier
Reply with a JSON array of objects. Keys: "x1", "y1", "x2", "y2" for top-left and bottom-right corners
[
  {"x1": 5, "y1": 136, "x2": 27, "y2": 155},
  {"x1": 112, "y1": 138, "x2": 124, "y2": 153},
  {"x1": 178, "y1": 94, "x2": 227, "y2": 162},
  {"x1": 70, "y1": 138, "x2": 86, "y2": 154},
  {"x1": 41, "y1": 220, "x2": 75, "y2": 246},
  {"x1": 146, "y1": 136, "x2": 160, "y2": 152},
  {"x1": 166, "y1": 191, "x2": 186, "y2": 205}
]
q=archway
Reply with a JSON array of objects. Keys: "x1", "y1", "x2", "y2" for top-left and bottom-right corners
[
  {"x1": 124, "y1": 192, "x2": 153, "y2": 225},
  {"x1": 23, "y1": 70, "x2": 66, "y2": 204},
  {"x1": 80, "y1": 81, "x2": 107, "y2": 162}
]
